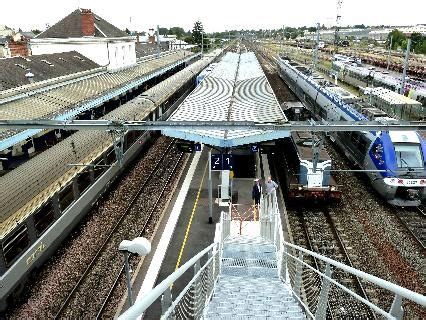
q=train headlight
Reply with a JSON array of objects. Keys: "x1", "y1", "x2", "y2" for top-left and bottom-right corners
[
  {"x1": 330, "y1": 186, "x2": 336, "y2": 191},
  {"x1": 298, "y1": 186, "x2": 303, "y2": 191}
]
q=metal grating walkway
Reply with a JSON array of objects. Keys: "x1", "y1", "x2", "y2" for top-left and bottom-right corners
[{"x1": 204, "y1": 235, "x2": 306, "y2": 319}]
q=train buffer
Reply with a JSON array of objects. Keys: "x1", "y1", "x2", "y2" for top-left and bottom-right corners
[{"x1": 119, "y1": 191, "x2": 426, "y2": 319}]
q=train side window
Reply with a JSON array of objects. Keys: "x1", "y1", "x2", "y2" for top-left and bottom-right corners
[
  {"x1": 77, "y1": 169, "x2": 92, "y2": 193},
  {"x1": 33, "y1": 202, "x2": 55, "y2": 236},
  {"x1": 357, "y1": 137, "x2": 369, "y2": 154},
  {"x1": 319, "y1": 108, "x2": 327, "y2": 120},
  {"x1": 93, "y1": 158, "x2": 107, "y2": 180},
  {"x1": 106, "y1": 149, "x2": 116, "y2": 165},
  {"x1": 59, "y1": 184, "x2": 74, "y2": 211},
  {"x1": 2, "y1": 225, "x2": 30, "y2": 266}
]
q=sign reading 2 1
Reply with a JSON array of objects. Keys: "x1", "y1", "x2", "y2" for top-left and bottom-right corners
[{"x1": 211, "y1": 154, "x2": 233, "y2": 171}]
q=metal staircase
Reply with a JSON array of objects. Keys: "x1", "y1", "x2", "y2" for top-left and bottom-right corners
[
  {"x1": 205, "y1": 235, "x2": 305, "y2": 319},
  {"x1": 119, "y1": 191, "x2": 426, "y2": 319}
]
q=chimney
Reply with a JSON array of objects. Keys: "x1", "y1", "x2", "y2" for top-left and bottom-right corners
[{"x1": 81, "y1": 9, "x2": 95, "y2": 37}]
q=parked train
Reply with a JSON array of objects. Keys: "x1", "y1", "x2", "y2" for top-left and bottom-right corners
[
  {"x1": 280, "y1": 131, "x2": 341, "y2": 201},
  {"x1": 332, "y1": 55, "x2": 426, "y2": 108},
  {"x1": 0, "y1": 53, "x2": 220, "y2": 311},
  {"x1": 277, "y1": 56, "x2": 426, "y2": 206}
]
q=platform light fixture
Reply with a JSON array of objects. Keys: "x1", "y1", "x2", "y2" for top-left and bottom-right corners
[{"x1": 119, "y1": 237, "x2": 151, "y2": 306}]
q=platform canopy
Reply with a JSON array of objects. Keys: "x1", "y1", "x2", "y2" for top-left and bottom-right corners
[{"x1": 163, "y1": 52, "x2": 289, "y2": 147}]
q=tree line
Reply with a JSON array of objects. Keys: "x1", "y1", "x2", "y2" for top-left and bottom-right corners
[{"x1": 386, "y1": 29, "x2": 426, "y2": 54}]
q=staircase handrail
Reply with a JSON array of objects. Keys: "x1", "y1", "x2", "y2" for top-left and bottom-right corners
[
  {"x1": 260, "y1": 190, "x2": 425, "y2": 319},
  {"x1": 282, "y1": 240, "x2": 426, "y2": 307},
  {"x1": 119, "y1": 242, "x2": 218, "y2": 320},
  {"x1": 119, "y1": 211, "x2": 231, "y2": 319}
]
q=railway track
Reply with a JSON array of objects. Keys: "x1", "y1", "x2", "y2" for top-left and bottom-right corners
[
  {"x1": 53, "y1": 140, "x2": 185, "y2": 318},
  {"x1": 259, "y1": 40, "x2": 425, "y2": 318},
  {"x1": 393, "y1": 205, "x2": 426, "y2": 251},
  {"x1": 289, "y1": 205, "x2": 374, "y2": 319},
  {"x1": 268, "y1": 152, "x2": 374, "y2": 318}
]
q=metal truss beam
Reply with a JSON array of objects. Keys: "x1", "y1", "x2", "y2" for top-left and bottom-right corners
[{"x1": 0, "y1": 119, "x2": 425, "y2": 132}]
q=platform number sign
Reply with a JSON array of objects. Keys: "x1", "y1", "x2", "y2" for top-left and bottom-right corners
[
  {"x1": 222, "y1": 154, "x2": 233, "y2": 170},
  {"x1": 211, "y1": 154, "x2": 233, "y2": 171},
  {"x1": 250, "y1": 145, "x2": 259, "y2": 153},
  {"x1": 194, "y1": 143, "x2": 201, "y2": 152}
]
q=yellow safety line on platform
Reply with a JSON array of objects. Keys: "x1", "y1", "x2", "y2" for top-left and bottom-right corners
[{"x1": 174, "y1": 159, "x2": 209, "y2": 271}]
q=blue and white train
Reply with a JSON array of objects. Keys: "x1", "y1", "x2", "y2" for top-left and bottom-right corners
[{"x1": 277, "y1": 56, "x2": 426, "y2": 206}]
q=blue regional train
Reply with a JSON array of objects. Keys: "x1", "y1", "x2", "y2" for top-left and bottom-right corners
[{"x1": 277, "y1": 56, "x2": 426, "y2": 206}]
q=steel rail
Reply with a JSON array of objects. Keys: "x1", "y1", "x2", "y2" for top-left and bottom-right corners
[
  {"x1": 297, "y1": 209, "x2": 336, "y2": 320},
  {"x1": 393, "y1": 206, "x2": 426, "y2": 252},
  {"x1": 324, "y1": 210, "x2": 374, "y2": 315},
  {"x1": 298, "y1": 207, "x2": 373, "y2": 318},
  {"x1": 53, "y1": 140, "x2": 176, "y2": 318},
  {"x1": 95, "y1": 151, "x2": 184, "y2": 318}
]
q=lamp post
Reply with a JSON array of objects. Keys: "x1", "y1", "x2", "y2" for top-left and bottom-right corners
[{"x1": 119, "y1": 237, "x2": 151, "y2": 306}]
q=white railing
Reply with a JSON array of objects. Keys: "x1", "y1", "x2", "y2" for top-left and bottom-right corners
[
  {"x1": 119, "y1": 211, "x2": 231, "y2": 320},
  {"x1": 260, "y1": 190, "x2": 426, "y2": 320}
]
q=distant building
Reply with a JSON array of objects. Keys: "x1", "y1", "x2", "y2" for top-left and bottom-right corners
[
  {"x1": 0, "y1": 34, "x2": 31, "y2": 58},
  {"x1": 304, "y1": 24, "x2": 426, "y2": 42},
  {"x1": 0, "y1": 37, "x2": 7, "y2": 57},
  {"x1": 30, "y1": 8, "x2": 136, "y2": 71},
  {"x1": 0, "y1": 25, "x2": 14, "y2": 37},
  {"x1": 137, "y1": 30, "x2": 194, "y2": 51}
]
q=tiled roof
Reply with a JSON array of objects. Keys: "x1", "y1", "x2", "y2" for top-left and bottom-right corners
[
  {"x1": 0, "y1": 51, "x2": 100, "y2": 90},
  {"x1": 36, "y1": 9, "x2": 127, "y2": 39},
  {"x1": 135, "y1": 43, "x2": 169, "y2": 59}
]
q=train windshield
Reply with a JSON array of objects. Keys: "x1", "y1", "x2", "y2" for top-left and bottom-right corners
[{"x1": 394, "y1": 144, "x2": 423, "y2": 168}]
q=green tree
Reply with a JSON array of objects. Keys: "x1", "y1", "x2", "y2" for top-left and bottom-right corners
[
  {"x1": 169, "y1": 27, "x2": 186, "y2": 39},
  {"x1": 192, "y1": 20, "x2": 204, "y2": 46},
  {"x1": 184, "y1": 35, "x2": 193, "y2": 44},
  {"x1": 159, "y1": 27, "x2": 169, "y2": 35},
  {"x1": 410, "y1": 32, "x2": 426, "y2": 54},
  {"x1": 31, "y1": 29, "x2": 42, "y2": 35},
  {"x1": 386, "y1": 29, "x2": 406, "y2": 50}
]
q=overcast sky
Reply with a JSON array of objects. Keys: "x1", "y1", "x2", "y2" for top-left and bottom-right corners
[{"x1": 1, "y1": 0, "x2": 424, "y2": 33}]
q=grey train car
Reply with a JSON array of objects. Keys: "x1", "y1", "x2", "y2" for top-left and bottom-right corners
[
  {"x1": 0, "y1": 53, "x2": 220, "y2": 310},
  {"x1": 281, "y1": 132, "x2": 341, "y2": 201},
  {"x1": 277, "y1": 56, "x2": 426, "y2": 207}
]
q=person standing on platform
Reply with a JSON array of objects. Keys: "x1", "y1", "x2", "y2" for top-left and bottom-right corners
[
  {"x1": 265, "y1": 176, "x2": 278, "y2": 195},
  {"x1": 252, "y1": 179, "x2": 262, "y2": 207}
]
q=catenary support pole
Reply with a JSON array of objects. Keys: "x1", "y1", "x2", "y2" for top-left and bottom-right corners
[
  {"x1": 208, "y1": 148, "x2": 213, "y2": 224},
  {"x1": 400, "y1": 37, "x2": 411, "y2": 95},
  {"x1": 124, "y1": 251, "x2": 133, "y2": 306},
  {"x1": 156, "y1": 25, "x2": 160, "y2": 59},
  {"x1": 387, "y1": 35, "x2": 393, "y2": 70}
]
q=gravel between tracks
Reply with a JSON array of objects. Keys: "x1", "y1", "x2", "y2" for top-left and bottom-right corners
[{"x1": 6, "y1": 136, "x2": 185, "y2": 319}]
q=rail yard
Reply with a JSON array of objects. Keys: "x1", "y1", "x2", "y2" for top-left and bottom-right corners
[{"x1": 0, "y1": 4, "x2": 425, "y2": 319}]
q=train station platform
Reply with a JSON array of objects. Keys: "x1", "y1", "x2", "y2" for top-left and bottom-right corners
[
  {"x1": 163, "y1": 51, "x2": 290, "y2": 147},
  {"x1": 115, "y1": 144, "x2": 289, "y2": 317}
]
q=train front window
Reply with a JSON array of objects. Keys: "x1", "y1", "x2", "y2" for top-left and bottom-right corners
[{"x1": 394, "y1": 144, "x2": 423, "y2": 168}]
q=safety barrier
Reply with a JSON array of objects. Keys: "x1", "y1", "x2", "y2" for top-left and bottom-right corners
[
  {"x1": 119, "y1": 211, "x2": 230, "y2": 319},
  {"x1": 260, "y1": 190, "x2": 426, "y2": 319}
]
